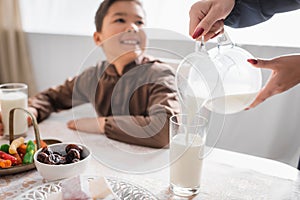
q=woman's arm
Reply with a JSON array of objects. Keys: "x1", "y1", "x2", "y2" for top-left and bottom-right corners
[{"x1": 225, "y1": 0, "x2": 300, "y2": 28}]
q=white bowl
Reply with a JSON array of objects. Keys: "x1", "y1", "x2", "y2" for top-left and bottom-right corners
[{"x1": 34, "y1": 143, "x2": 91, "y2": 181}]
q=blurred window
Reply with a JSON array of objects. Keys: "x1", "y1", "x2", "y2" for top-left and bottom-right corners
[{"x1": 19, "y1": 0, "x2": 300, "y2": 47}]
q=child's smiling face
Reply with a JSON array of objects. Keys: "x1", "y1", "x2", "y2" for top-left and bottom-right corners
[{"x1": 94, "y1": 1, "x2": 147, "y2": 64}]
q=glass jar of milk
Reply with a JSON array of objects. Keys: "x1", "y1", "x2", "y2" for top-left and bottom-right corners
[{"x1": 0, "y1": 83, "x2": 28, "y2": 137}]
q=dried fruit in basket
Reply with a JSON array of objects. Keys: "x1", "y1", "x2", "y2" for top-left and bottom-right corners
[
  {"x1": 23, "y1": 150, "x2": 34, "y2": 164},
  {"x1": 22, "y1": 140, "x2": 35, "y2": 164},
  {"x1": 12, "y1": 153, "x2": 23, "y2": 165},
  {"x1": 26, "y1": 140, "x2": 35, "y2": 152},
  {"x1": 9, "y1": 137, "x2": 25, "y2": 154},
  {"x1": 17, "y1": 143, "x2": 27, "y2": 155},
  {"x1": 0, "y1": 144, "x2": 10, "y2": 153},
  {"x1": 34, "y1": 139, "x2": 47, "y2": 148},
  {"x1": 0, "y1": 151, "x2": 18, "y2": 165},
  {"x1": 0, "y1": 158, "x2": 12, "y2": 168}
]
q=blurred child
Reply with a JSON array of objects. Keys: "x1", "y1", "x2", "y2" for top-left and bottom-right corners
[{"x1": 2, "y1": 0, "x2": 180, "y2": 148}]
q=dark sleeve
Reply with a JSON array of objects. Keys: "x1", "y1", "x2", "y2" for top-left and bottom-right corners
[
  {"x1": 225, "y1": 0, "x2": 300, "y2": 28},
  {"x1": 29, "y1": 67, "x2": 98, "y2": 122}
]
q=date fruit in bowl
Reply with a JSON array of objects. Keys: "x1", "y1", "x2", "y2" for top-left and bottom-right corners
[{"x1": 33, "y1": 143, "x2": 91, "y2": 181}]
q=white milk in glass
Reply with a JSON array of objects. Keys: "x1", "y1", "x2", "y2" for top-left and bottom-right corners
[
  {"x1": 170, "y1": 95, "x2": 206, "y2": 191},
  {"x1": 170, "y1": 134, "x2": 204, "y2": 188},
  {"x1": 0, "y1": 92, "x2": 28, "y2": 136}
]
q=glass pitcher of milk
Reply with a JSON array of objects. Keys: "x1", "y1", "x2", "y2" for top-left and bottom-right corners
[{"x1": 175, "y1": 32, "x2": 262, "y2": 115}]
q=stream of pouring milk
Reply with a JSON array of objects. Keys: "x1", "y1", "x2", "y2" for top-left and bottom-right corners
[{"x1": 170, "y1": 95, "x2": 206, "y2": 188}]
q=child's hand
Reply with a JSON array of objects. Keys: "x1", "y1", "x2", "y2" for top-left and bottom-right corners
[
  {"x1": 27, "y1": 107, "x2": 39, "y2": 126},
  {"x1": 67, "y1": 117, "x2": 105, "y2": 134}
]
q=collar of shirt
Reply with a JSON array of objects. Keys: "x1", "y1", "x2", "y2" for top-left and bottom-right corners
[{"x1": 103, "y1": 55, "x2": 155, "y2": 77}]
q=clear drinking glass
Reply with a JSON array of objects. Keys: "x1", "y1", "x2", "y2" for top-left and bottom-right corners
[
  {"x1": 169, "y1": 114, "x2": 208, "y2": 197},
  {"x1": 0, "y1": 83, "x2": 28, "y2": 137}
]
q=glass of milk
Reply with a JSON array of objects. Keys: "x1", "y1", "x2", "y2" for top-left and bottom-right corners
[
  {"x1": 0, "y1": 83, "x2": 28, "y2": 137},
  {"x1": 169, "y1": 114, "x2": 208, "y2": 197}
]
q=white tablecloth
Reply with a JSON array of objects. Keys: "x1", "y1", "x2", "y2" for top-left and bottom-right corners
[{"x1": 0, "y1": 105, "x2": 299, "y2": 199}]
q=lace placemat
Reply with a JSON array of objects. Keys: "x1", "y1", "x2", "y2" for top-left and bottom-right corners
[
  {"x1": 1, "y1": 161, "x2": 299, "y2": 200},
  {"x1": 0, "y1": 170, "x2": 44, "y2": 200}
]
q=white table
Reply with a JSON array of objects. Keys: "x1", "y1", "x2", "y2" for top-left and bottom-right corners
[{"x1": 0, "y1": 105, "x2": 299, "y2": 199}]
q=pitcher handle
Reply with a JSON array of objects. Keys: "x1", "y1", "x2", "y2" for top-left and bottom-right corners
[
  {"x1": 195, "y1": 36, "x2": 209, "y2": 55},
  {"x1": 9, "y1": 108, "x2": 41, "y2": 149},
  {"x1": 217, "y1": 31, "x2": 234, "y2": 48}
]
